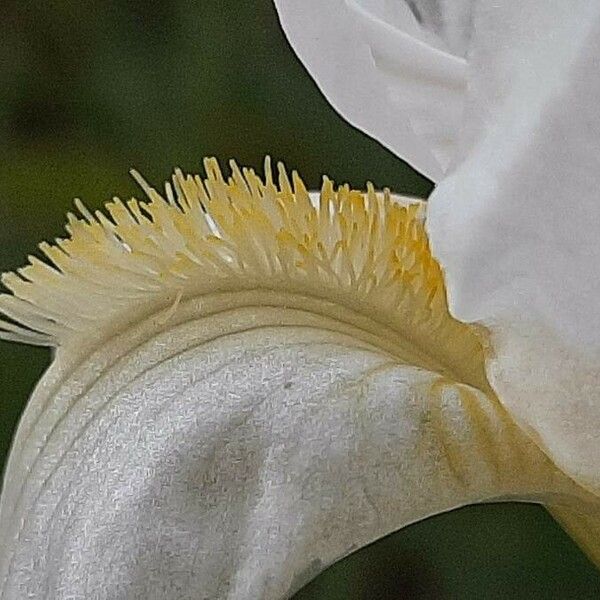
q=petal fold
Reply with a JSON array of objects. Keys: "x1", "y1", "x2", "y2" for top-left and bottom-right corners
[{"x1": 273, "y1": 0, "x2": 467, "y2": 181}]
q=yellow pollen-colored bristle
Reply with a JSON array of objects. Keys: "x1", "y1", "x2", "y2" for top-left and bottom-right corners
[{"x1": 0, "y1": 158, "x2": 490, "y2": 391}]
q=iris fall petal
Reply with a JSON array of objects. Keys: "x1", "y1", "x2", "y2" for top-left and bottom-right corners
[{"x1": 1, "y1": 161, "x2": 599, "y2": 597}]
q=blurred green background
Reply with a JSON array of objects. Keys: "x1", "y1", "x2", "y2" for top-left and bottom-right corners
[{"x1": 0, "y1": 2, "x2": 599, "y2": 598}]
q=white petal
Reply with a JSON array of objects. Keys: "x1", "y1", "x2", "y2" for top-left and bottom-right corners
[
  {"x1": 426, "y1": 3, "x2": 600, "y2": 492},
  {"x1": 0, "y1": 308, "x2": 594, "y2": 598},
  {"x1": 273, "y1": 0, "x2": 467, "y2": 181}
]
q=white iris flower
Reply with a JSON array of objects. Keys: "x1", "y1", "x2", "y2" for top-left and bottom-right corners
[{"x1": 0, "y1": 2, "x2": 598, "y2": 598}]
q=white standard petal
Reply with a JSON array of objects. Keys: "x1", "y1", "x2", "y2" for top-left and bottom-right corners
[
  {"x1": 426, "y1": 3, "x2": 600, "y2": 493},
  {"x1": 273, "y1": 0, "x2": 467, "y2": 181}
]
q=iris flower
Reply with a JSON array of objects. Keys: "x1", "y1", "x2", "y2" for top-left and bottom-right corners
[{"x1": 0, "y1": 1, "x2": 599, "y2": 598}]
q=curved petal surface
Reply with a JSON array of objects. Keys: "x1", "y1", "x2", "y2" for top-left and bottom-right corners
[
  {"x1": 273, "y1": 0, "x2": 467, "y2": 181},
  {"x1": 426, "y1": 3, "x2": 600, "y2": 492},
  {"x1": 1, "y1": 305, "x2": 596, "y2": 599}
]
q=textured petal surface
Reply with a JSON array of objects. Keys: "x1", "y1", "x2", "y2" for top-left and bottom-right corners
[
  {"x1": 0, "y1": 304, "x2": 596, "y2": 599},
  {"x1": 426, "y1": 3, "x2": 600, "y2": 492},
  {"x1": 273, "y1": 0, "x2": 467, "y2": 181}
]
